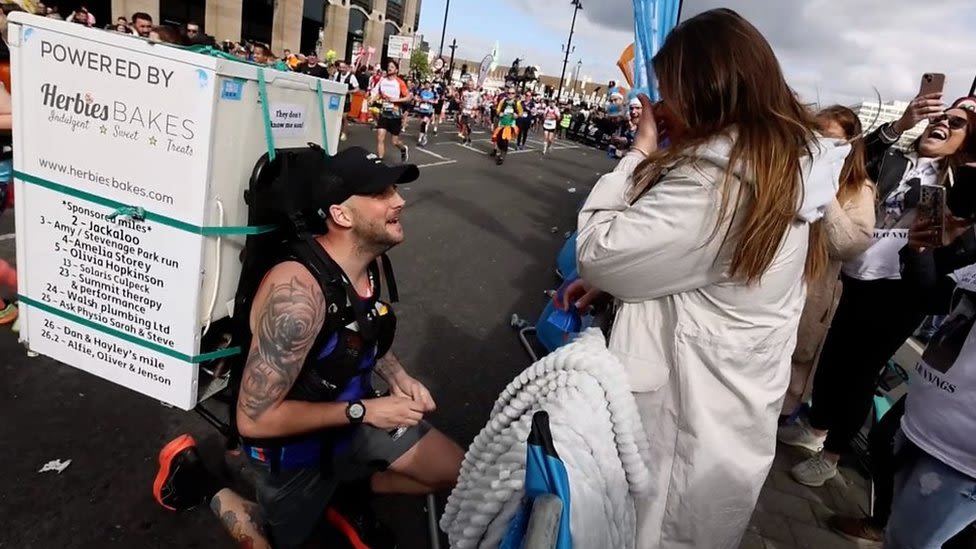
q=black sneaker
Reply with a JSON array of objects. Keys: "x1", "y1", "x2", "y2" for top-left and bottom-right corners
[
  {"x1": 152, "y1": 434, "x2": 206, "y2": 511},
  {"x1": 400, "y1": 145, "x2": 409, "y2": 163}
]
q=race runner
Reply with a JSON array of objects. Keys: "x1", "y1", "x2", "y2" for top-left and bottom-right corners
[
  {"x1": 541, "y1": 99, "x2": 561, "y2": 155},
  {"x1": 490, "y1": 87, "x2": 523, "y2": 165},
  {"x1": 371, "y1": 60, "x2": 412, "y2": 163},
  {"x1": 414, "y1": 81, "x2": 438, "y2": 147},
  {"x1": 458, "y1": 81, "x2": 480, "y2": 145},
  {"x1": 438, "y1": 84, "x2": 453, "y2": 129},
  {"x1": 152, "y1": 147, "x2": 464, "y2": 549},
  {"x1": 515, "y1": 91, "x2": 535, "y2": 150}
]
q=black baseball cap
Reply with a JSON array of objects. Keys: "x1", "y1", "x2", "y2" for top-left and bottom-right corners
[
  {"x1": 251, "y1": 145, "x2": 419, "y2": 234},
  {"x1": 322, "y1": 146, "x2": 419, "y2": 205}
]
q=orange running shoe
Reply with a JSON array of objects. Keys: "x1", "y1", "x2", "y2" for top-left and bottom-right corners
[{"x1": 152, "y1": 434, "x2": 205, "y2": 511}]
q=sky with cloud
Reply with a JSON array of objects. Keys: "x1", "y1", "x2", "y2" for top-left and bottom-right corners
[{"x1": 416, "y1": 0, "x2": 975, "y2": 105}]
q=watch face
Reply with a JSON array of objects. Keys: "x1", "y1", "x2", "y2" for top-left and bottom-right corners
[{"x1": 348, "y1": 403, "x2": 365, "y2": 420}]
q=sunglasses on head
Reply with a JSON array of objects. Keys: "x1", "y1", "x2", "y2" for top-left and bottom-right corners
[{"x1": 932, "y1": 113, "x2": 968, "y2": 130}]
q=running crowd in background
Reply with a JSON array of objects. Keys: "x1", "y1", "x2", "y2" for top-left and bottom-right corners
[{"x1": 3, "y1": 4, "x2": 642, "y2": 166}]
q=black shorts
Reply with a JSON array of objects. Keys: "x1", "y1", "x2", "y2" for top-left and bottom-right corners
[
  {"x1": 251, "y1": 421, "x2": 431, "y2": 549},
  {"x1": 377, "y1": 115, "x2": 403, "y2": 136}
]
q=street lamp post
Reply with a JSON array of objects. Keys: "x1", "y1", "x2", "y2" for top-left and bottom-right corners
[
  {"x1": 556, "y1": 0, "x2": 582, "y2": 102},
  {"x1": 447, "y1": 38, "x2": 458, "y2": 84},
  {"x1": 438, "y1": 0, "x2": 451, "y2": 58},
  {"x1": 573, "y1": 59, "x2": 582, "y2": 97}
]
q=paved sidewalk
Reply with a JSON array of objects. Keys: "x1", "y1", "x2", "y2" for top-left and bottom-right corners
[{"x1": 741, "y1": 444, "x2": 874, "y2": 549}]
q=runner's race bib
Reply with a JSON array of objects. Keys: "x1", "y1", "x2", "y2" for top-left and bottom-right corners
[
  {"x1": 504, "y1": 106, "x2": 515, "y2": 115},
  {"x1": 543, "y1": 120, "x2": 557, "y2": 130},
  {"x1": 382, "y1": 101, "x2": 395, "y2": 111}
]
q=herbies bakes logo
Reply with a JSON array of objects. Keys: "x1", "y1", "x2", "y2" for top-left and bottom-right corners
[{"x1": 37, "y1": 39, "x2": 203, "y2": 157}]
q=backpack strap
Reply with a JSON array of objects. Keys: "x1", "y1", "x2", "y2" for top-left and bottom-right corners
[{"x1": 288, "y1": 213, "x2": 378, "y2": 342}]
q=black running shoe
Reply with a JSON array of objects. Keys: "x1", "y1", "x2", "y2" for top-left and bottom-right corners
[{"x1": 152, "y1": 434, "x2": 206, "y2": 511}]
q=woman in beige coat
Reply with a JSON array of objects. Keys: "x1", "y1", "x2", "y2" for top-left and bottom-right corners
[
  {"x1": 567, "y1": 9, "x2": 853, "y2": 547},
  {"x1": 781, "y1": 105, "x2": 877, "y2": 417}
]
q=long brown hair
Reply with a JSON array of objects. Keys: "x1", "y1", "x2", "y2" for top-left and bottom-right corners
[
  {"x1": 632, "y1": 8, "x2": 825, "y2": 283},
  {"x1": 816, "y1": 105, "x2": 874, "y2": 205}
]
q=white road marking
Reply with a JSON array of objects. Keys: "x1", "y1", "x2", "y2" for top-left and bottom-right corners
[
  {"x1": 414, "y1": 146, "x2": 449, "y2": 160},
  {"x1": 455, "y1": 142, "x2": 491, "y2": 155},
  {"x1": 0, "y1": 233, "x2": 14, "y2": 242},
  {"x1": 416, "y1": 160, "x2": 457, "y2": 168}
]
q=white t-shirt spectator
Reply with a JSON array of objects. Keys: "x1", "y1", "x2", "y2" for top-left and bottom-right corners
[
  {"x1": 902, "y1": 275, "x2": 976, "y2": 479},
  {"x1": 842, "y1": 155, "x2": 940, "y2": 280}
]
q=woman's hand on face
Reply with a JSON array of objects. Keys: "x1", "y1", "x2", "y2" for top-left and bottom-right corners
[{"x1": 631, "y1": 94, "x2": 660, "y2": 156}]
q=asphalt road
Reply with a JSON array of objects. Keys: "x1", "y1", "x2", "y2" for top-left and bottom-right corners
[{"x1": 0, "y1": 122, "x2": 617, "y2": 549}]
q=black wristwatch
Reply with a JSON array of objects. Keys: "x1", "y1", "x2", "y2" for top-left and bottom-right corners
[{"x1": 346, "y1": 400, "x2": 365, "y2": 424}]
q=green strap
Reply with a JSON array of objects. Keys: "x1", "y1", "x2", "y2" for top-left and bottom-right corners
[
  {"x1": 315, "y1": 80, "x2": 331, "y2": 157},
  {"x1": 14, "y1": 171, "x2": 276, "y2": 236},
  {"x1": 107, "y1": 206, "x2": 145, "y2": 221},
  {"x1": 257, "y1": 68, "x2": 276, "y2": 161},
  {"x1": 18, "y1": 294, "x2": 241, "y2": 364},
  {"x1": 182, "y1": 45, "x2": 292, "y2": 73}
]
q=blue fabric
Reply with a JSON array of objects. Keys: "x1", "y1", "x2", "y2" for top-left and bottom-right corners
[
  {"x1": 524, "y1": 448, "x2": 572, "y2": 548},
  {"x1": 502, "y1": 412, "x2": 572, "y2": 549},
  {"x1": 632, "y1": 0, "x2": 682, "y2": 101},
  {"x1": 244, "y1": 437, "x2": 324, "y2": 469},
  {"x1": 535, "y1": 277, "x2": 593, "y2": 354},
  {"x1": 556, "y1": 232, "x2": 578, "y2": 280}
]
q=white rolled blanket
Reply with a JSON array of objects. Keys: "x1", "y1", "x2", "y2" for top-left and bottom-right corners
[{"x1": 440, "y1": 328, "x2": 653, "y2": 548}]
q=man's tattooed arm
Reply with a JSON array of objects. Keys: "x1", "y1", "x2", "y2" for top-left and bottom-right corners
[
  {"x1": 376, "y1": 352, "x2": 408, "y2": 385},
  {"x1": 237, "y1": 270, "x2": 326, "y2": 423}
]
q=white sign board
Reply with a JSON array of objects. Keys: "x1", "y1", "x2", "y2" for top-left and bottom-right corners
[
  {"x1": 270, "y1": 103, "x2": 307, "y2": 137},
  {"x1": 388, "y1": 35, "x2": 414, "y2": 60},
  {"x1": 11, "y1": 17, "x2": 214, "y2": 409}
]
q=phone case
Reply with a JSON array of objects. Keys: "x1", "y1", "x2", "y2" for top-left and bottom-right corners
[
  {"x1": 920, "y1": 73, "x2": 946, "y2": 96},
  {"x1": 920, "y1": 184, "x2": 946, "y2": 227}
]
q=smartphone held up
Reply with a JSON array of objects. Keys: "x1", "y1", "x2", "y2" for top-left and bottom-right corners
[
  {"x1": 918, "y1": 183, "x2": 947, "y2": 244},
  {"x1": 919, "y1": 72, "x2": 946, "y2": 97}
]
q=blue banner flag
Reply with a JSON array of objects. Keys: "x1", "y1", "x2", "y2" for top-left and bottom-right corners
[{"x1": 632, "y1": 0, "x2": 681, "y2": 101}]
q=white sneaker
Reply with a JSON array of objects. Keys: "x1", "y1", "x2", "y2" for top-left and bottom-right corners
[
  {"x1": 791, "y1": 452, "x2": 838, "y2": 487},
  {"x1": 777, "y1": 417, "x2": 826, "y2": 453}
]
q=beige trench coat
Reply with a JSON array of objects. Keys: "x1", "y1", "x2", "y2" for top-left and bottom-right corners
[{"x1": 577, "y1": 136, "x2": 851, "y2": 548}]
